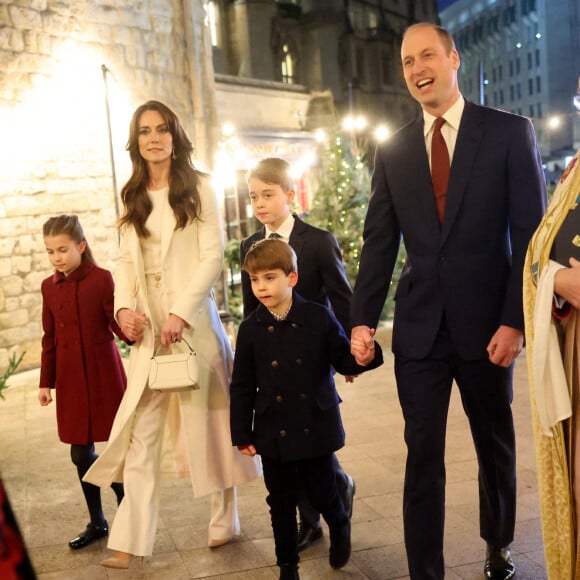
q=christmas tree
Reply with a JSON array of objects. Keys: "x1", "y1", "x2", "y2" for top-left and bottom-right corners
[{"x1": 306, "y1": 133, "x2": 405, "y2": 321}]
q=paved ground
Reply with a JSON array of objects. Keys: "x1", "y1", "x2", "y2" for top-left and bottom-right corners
[{"x1": 0, "y1": 329, "x2": 547, "y2": 579}]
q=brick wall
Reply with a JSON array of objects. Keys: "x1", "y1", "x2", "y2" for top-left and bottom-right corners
[{"x1": 0, "y1": 0, "x2": 212, "y2": 372}]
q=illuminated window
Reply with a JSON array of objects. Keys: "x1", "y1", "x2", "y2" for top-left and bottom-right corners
[
  {"x1": 281, "y1": 44, "x2": 294, "y2": 84},
  {"x1": 206, "y1": 1, "x2": 220, "y2": 47}
]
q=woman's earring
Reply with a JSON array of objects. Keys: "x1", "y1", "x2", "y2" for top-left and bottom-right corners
[{"x1": 172, "y1": 148, "x2": 177, "y2": 160}]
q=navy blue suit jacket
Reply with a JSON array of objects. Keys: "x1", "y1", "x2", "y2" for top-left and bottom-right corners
[
  {"x1": 240, "y1": 215, "x2": 352, "y2": 331},
  {"x1": 351, "y1": 101, "x2": 547, "y2": 359}
]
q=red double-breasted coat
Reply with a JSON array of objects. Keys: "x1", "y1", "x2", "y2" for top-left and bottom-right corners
[{"x1": 39, "y1": 259, "x2": 127, "y2": 444}]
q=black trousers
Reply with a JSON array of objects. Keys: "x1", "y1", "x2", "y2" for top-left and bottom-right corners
[
  {"x1": 297, "y1": 453, "x2": 348, "y2": 525},
  {"x1": 262, "y1": 453, "x2": 348, "y2": 566},
  {"x1": 394, "y1": 320, "x2": 516, "y2": 580}
]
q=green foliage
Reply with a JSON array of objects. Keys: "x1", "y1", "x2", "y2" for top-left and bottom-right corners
[
  {"x1": 307, "y1": 135, "x2": 406, "y2": 321},
  {"x1": 307, "y1": 136, "x2": 370, "y2": 286},
  {"x1": 224, "y1": 238, "x2": 244, "y2": 326},
  {"x1": 0, "y1": 351, "x2": 25, "y2": 400},
  {"x1": 115, "y1": 336, "x2": 131, "y2": 358}
]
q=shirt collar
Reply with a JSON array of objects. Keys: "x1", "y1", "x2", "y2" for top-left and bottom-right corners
[
  {"x1": 265, "y1": 214, "x2": 295, "y2": 241},
  {"x1": 423, "y1": 94, "x2": 465, "y2": 137},
  {"x1": 254, "y1": 291, "x2": 306, "y2": 326}
]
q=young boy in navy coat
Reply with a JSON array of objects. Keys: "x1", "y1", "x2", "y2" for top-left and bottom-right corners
[{"x1": 230, "y1": 239, "x2": 383, "y2": 580}]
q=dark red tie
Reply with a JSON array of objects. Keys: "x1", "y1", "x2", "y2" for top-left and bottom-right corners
[{"x1": 431, "y1": 117, "x2": 450, "y2": 223}]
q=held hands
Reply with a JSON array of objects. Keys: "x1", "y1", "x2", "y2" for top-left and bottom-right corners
[
  {"x1": 237, "y1": 444, "x2": 256, "y2": 457},
  {"x1": 486, "y1": 325, "x2": 523, "y2": 368},
  {"x1": 38, "y1": 387, "x2": 52, "y2": 406},
  {"x1": 351, "y1": 325, "x2": 376, "y2": 366},
  {"x1": 117, "y1": 308, "x2": 149, "y2": 342},
  {"x1": 554, "y1": 257, "x2": 580, "y2": 308},
  {"x1": 160, "y1": 313, "x2": 188, "y2": 347}
]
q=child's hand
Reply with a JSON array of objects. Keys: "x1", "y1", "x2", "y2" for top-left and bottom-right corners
[
  {"x1": 351, "y1": 326, "x2": 376, "y2": 366},
  {"x1": 38, "y1": 388, "x2": 52, "y2": 406},
  {"x1": 344, "y1": 375, "x2": 358, "y2": 383},
  {"x1": 237, "y1": 444, "x2": 256, "y2": 456}
]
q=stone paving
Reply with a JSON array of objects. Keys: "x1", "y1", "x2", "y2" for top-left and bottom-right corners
[{"x1": 0, "y1": 331, "x2": 547, "y2": 579}]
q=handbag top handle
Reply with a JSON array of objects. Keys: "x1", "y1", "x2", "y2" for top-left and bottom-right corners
[{"x1": 152, "y1": 336, "x2": 195, "y2": 357}]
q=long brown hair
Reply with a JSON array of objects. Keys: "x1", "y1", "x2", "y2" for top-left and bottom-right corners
[
  {"x1": 118, "y1": 100, "x2": 203, "y2": 237},
  {"x1": 42, "y1": 215, "x2": 96, "y2": 264}
]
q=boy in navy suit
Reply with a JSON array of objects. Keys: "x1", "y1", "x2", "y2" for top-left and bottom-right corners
[
  {"x1": 240, "y1": 157, "x2": 355, "y2": 550},
  {"x1": 230, "y1": 239, "x2": 382, "y2": 580}
]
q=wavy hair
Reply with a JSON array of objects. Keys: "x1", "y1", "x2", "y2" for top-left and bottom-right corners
[{"x1": 118, "y1": 100, "x2": 203, "y2": 237}]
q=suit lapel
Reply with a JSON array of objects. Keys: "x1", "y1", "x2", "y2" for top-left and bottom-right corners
[
  {"x1": 288, "y1": 216, "x2": 306, "y2": 259},
  {"x1": 441, "y1": 102, "x2": 483, "y2": 245}
]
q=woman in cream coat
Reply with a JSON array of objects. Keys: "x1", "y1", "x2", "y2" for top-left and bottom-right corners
[{"x1": 84, "y1": 100, "x2": 261, "y2": 569}]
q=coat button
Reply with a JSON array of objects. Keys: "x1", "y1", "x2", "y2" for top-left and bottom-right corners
[
  {"x1": 268, "y1": 326, "x2": 275, "y2": 333},
  {"x1": 275, "y1": 395, "x2": 283, "y2": 403},
  {"x1": 295, "y1": 358, "x2": 302, "y2": 366},
  {"x1": 303, "y1": 428, "x2": 310, "y2": 435},
  {"x1": 280, "y1": 430, "x2": 287, "y2": 437},
  {"x1": 292, "y1": 323, "x2": 298, "y2": 328},
  {"x1": 300, "y1": 393, "x2": 307, "y2": 400},
  {"x1": 271, "y1": 360, "x2": 278, "y2": 367}
]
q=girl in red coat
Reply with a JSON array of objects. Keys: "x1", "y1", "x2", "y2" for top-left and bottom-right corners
[{"x1": 39, "y1": 215, "x2": 128, "y2": 550}]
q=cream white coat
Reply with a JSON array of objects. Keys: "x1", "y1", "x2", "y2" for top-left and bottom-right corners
[{"x1": 84, "y1": 176, "x2": 261, "y2": 496}]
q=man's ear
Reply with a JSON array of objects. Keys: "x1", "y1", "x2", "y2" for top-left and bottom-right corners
[{"x1": 288, "y1": 271, "x2": 298, "y2": 287}]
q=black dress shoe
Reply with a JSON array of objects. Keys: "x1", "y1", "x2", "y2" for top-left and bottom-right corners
[
  {"x1": 484, "y1": 545, "x2": 516, "y2": 580},
  {"x1": 69, "y1": 521, "x2": 108, "y2": 549},
  {"x1": 296, "y1": 521, "x2": 323, "y2": 552},
  {"x1": 341, "y1": 474, "x2": 356, "y2": 518},
  {"x1": 279, "y1": 562, "x2": 300, "y2": 580},
  {"x1": 329, "y1": 520, "x2": 351, "y2": 569}
]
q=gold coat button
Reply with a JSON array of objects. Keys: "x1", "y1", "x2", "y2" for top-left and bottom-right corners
[
  {"x1": 303, "y1": 428, "x2": 310, "y2": 434},
  {"x1": 300, "y1": 393, "x2": 307, "y2": 400},
  {"x1": 295, "y1": 358, "x2": 302, "y2": 366},
  {"x1": 271, "y1": 360, "x2": 278, "y2": 367},
  {"x1": 292, "y1": 323, "x2": 298, "y2": 328},
  {"x1": 280, "y1": 430, "x2": 287, "y2": 437},
  {"x1": 268, "y1": 326, "x2": 275, "y2": 333},
  {"x1": 275, "y1": 395, "x2": 283, "y2": 403}
]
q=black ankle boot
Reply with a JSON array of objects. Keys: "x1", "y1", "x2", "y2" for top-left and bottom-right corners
[{"x1": 279, "y1": 562, "x2": 300, "y2": 580}]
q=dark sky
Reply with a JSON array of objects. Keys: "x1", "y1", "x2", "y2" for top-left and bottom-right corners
[{"x1": 437, "y1": 0, "x2": 459, "y2": 10}]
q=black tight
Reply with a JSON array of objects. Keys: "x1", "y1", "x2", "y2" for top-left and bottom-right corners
[{"x1": 70, "y1": 444, "x2": 124, "y2": 525}]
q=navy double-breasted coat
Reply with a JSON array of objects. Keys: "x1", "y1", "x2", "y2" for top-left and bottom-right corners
[{"x1": 230, "y1": 293, "x2": 382, "y2": 462}]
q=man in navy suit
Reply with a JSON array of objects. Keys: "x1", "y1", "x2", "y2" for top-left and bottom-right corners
[
  {"x1": 240, "y1": 158, "x2": 356, "y2": 552},
  {"x1": 350, "y1": 23, "x2": 546, "y2": 580}
]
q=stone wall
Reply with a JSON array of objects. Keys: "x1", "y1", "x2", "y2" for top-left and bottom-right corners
[{"x1": 0, "y1": 0, "x2": 213, "y2": 373}]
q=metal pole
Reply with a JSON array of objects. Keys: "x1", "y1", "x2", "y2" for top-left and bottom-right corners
[
  {"x1": 101, "y1": 64, "x2": 120, "y2": 221},
  {"x1": 478, "y1": 60, "x2": 485, "y2": 106}
]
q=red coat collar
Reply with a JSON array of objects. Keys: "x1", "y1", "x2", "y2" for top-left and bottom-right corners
[{"x1": 51, "y1": 258, "x2": 95, "y2": 284}]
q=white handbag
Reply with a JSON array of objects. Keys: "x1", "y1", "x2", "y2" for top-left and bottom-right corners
[{"x1": 148, "y1": 337, "x2": 200, "y2": 392}]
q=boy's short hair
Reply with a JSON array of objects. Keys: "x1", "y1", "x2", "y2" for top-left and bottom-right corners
[
  {"x1": 242, "y1": 238, "x2": 298, "y2": 276},
  {"x1": 247, "y1": 158, "x2": 294, "y2": 191}
]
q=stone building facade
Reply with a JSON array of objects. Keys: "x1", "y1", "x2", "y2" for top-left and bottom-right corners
[
  {"x1": 0, "y1": 0, "x2": 216, "y2": 372},
  {"x1": 1, "y1": 0, "x2": 440, "y2": 373}
]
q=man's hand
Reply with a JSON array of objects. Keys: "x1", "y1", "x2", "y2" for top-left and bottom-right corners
[
  {"x1": 351, "y1": 325, "x2": 376, "y2": 366},
  {"x1": 117, "y1": 308, "x2": 149, "y2": 342},
  {"x1": 554, "y1": 257, "x2": 580, "y2": 308},
  {"x1": 486, "y1": 325, "x2": 523, "y2": 367}
]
